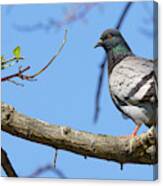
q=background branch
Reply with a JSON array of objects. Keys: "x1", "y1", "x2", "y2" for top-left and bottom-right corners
[
  {"x1": 1, "y1": 148, "x2": 18, "y2": 177},
  {"x1": 1, "y1": 102, "x2": 157, "y2": 165},
  {"x1": 13, "y1": 4, "x2": 97, "y2": 32},
  {"x1": 28, "y1": 164, "x2": 66, "y2": 178}
]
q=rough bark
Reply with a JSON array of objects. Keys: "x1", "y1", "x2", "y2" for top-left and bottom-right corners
[{"x1": 1, "y1": 102, "x2": 157, "y2": 165}]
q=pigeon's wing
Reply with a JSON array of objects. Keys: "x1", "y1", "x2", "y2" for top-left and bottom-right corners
[
  {"x1": 109, "y1": 56, "x2": 157, "y2": 125},
  {"x1": 109, "y1": 56, "x2": 157, "y2": 106},
  {"x1": 125, "y1": 58, "x2": 158, "y2": 105}
]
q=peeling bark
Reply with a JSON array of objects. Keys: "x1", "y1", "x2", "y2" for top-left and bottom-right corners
[{"x1": 1, "y1": 102, "x2": 157, "y2": 165}]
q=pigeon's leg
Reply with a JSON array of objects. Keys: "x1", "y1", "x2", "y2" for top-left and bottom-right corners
[
  {"x1": 119, "y1": 124, "x2": 143, "y2": 152},
  {"x1": 119, "y1": 125, "x2": 141, "y2": 139},
  {"x1": 131, "y1": 124, "x2": 141, "y2": 137},
  {"x1": 129, "y1": 123, "x2": 142, "y2": 152}
]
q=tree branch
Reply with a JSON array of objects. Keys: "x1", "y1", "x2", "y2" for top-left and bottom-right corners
[
  {"x1": 27, "y1": 29, "x2": 68, "y2": 79},
  {"x1": 28, "y1": 164, "x2": 66, "y2": 178},
  {"x1": 116, "y1": 2, "x2": 133, "y2": 30},
  {"x1": 1, "y1": 66, "x2": 31, "y2": 82},
  {"x1": 1, "y1": 102, "x2": 157, "y2": 165},
  {"x1": 1, "y1": 147, "x2": 18, "y2": 177},
  {"x1": 1, "y1": 29, "x2": 67, "y2": 83}
]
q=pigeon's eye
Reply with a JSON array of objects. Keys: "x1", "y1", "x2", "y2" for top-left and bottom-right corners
[
  {"x1": 108, "y1": 34, "x2": 113, "y2": 40},
  {"x1": 101, "y1": 34, "x2": 113, "y2": 40}
]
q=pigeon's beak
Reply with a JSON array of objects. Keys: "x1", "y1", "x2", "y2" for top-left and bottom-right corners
[{"x1": 94, "y1": 39, "x2": 104, "y2": 48}]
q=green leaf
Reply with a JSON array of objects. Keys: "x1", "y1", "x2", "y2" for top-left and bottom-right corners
[{"x1": 13, "y1": 46, "x2": 21, "y2": 59}]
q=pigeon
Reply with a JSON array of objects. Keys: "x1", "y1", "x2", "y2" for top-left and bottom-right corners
[{"x1": 95, "y1": 28, "x2": 158, "y2": 139}]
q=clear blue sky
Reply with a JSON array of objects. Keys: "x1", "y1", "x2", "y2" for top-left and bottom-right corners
[{"x1": 1, "y1": 1, "x2": 156, "y2": 180}]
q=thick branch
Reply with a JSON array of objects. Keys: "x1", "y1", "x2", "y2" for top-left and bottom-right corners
[
  {"x1": 1, "y1": 102, "x2": 157, "y2": 165},
  {"x1": 1, "y1": 148, "x2": 18, "y2": 177}
]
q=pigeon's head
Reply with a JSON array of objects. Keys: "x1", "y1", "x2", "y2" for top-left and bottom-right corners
[{"x1": 95, "y1": 29, "x2": 126, "y2": 51}]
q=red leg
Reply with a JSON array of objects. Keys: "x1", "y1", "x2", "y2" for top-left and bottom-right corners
[
  {"x1": 131, "y1": 124, "x2": 141, "y2": 137},
  {"x1": 129, "y1": 124, "x2": 142, "y2": 151},
  {"x1": 119, "y1": 124, "x2": 142, "y2": 141}
]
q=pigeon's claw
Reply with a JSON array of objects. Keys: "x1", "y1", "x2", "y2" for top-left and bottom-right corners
[{"x1": 129, "y1": 124, "x2": 143, "y2": 153}]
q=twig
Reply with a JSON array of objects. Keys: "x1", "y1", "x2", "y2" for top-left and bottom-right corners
[
  {"x1": 116, "y1": 2, "x2": 133, "y2": 30},
  {"x1": 7, "y1": 79, "x2": 24, "y2": 87},
  {"x1": 1, "y1": 148, "x2": 18, "y2": 177},
  {"x1": 53, "y1": 149, "x2": 58, "y2": 168},
  {"x1": 1, "y1": 30, "x2": 67, "y2": 83},
  {"x1": 1, "y1": 66, "x2": 31, "y2": 82},
  {"x1": 1, "y1": 57, "x2": 24, "y2": 71},
  {"x1": 1, "y1": 57, "x2": 24, "y2": 65},
  {"x1": 28, "y1": 164, "x2": 66, "y2": 178},
  {"x1": 94, "y1": 2, "x2": 133, "y2": 122},
  {"x1": 27, "y1": 29, "x2": 67, "y2": 79}
]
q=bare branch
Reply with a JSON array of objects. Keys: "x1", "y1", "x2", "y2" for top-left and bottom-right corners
[
  {"x1": 1, "y1": 30, "x2": 67, "y2": 83},
  {"x1": 1, "y1": 66, "x2": 31, "y2": 82},
  {"x1": 28, "y1": 164, "x2": 66, "y2": 178},
  {"x1": 116, "y1": 2, "x2": 133, "y2": 30},
  {"x1": 1, "y1": 102, "x2": 157, "y2": 165},
  {"x1": 14, "y1": 4, "x2": 97, "y2": 32},
  {"x1": 1, "y1": 148, "x2": 18, "y2": 177},
  {"x1": 94, "y1": 2, "x2": 133, "y2": 122},
  {"x1": 1, "y1": 57, "x2": 24, "y2": 66},
  {"x1": 28, "y1": 29, "x2": 67, "y2": 79}
]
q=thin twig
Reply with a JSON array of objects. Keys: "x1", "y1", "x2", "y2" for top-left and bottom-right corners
[
  {"x1": 28, "y1": 164, "x2": 66, "y2": 178},
  {"x1": 94, "y1": 2, "x2": 133, "y2": 122},
  {"x1": 1, "y1": 57, "x2": 24, "y2": 65},
  {"x1": 1, "y1": 148, "x2": 18, "y2": 177},
  {"x1": 1, "y1": 57, "x2": 24, "y2": 70},
  {"x1": 116, "y1": 2, "x2": 133, "y2": 30},
  {"x1": 7, "y1": 79, "x2": 24, "y2": 87},
  {"x1": 1, "y1": 30, "x2": 67, "y2": 83},
  {"x1": 53, "y1": 149, "x2": 58, "y2": 168},
  {"x1": 28, "y1": 29, "x2": 67, "y2": 79}
]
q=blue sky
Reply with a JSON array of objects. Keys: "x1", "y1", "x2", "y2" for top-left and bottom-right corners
[{"x1": 1, "y1": 1, "x2": 156, "y2": 180}]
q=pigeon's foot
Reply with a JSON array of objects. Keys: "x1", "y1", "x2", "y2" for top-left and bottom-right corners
[
  {"x1": 129, "y1": 134, "x2": 142, "y2": 153},
  {"x1": 119, "y1": 125, "x2": 143, "y2": 153},
  {"x1": 119, "y1": 134, "x2": 142, "y2": 153},
  {"x1": 129, "y1": 124, "x2": 143, "y2": 153}
]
